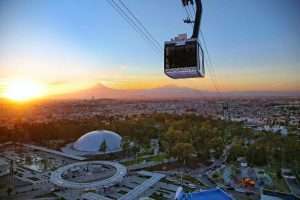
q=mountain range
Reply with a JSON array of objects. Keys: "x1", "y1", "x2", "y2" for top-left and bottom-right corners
[{"x1": 54, "y1": 84, "x2": 300, "y2": 100}]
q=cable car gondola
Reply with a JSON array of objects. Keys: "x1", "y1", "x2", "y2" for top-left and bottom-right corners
[{"x1": 164, "y1": 0, "x2": 205, "y2": 79}]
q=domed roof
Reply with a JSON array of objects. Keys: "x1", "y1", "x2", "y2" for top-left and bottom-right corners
[{"x1": 73, "y1": 130, "x2": 122, "y2": 152}]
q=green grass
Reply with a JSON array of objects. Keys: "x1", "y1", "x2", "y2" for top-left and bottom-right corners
[
  {"x1": 121, "y1": 153, "x2": 167, "y2": 166},
  {"x1": 150, "y1": 192, "x2": 168, "y2": 200},
  {"x1": 210, "y1": 170, "x2": 224, "y2": 185},
  {"x1": 118, "y1": 190, "x2": 127, "y2": 195},
  {"x1": 183, "y1": 175, "x2": 206, "y2": 187},
  {"x1": 264, "y1": 165, "x2": 290, "y2": 193},
  {"x1": 160, "y1": 178, "x2": 181, "y2": 186}
]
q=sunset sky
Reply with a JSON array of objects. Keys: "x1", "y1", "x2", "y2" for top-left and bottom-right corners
[{"x1": 0, "y1": 0, "x2": 299, "y2": 100}]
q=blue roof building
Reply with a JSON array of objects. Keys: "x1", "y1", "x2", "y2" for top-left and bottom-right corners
[{"x1": 176, "y1": 188, "x2": 233, "y2": 200}]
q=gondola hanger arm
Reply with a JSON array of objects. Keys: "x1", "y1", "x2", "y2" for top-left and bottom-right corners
[{"x1": 181, "y1": 0, "x2": 202, "y2": 39}]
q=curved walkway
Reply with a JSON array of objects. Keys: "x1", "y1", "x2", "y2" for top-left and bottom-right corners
[{"x1": 50, "y1": 161, "x2": 127, "y2": 189}]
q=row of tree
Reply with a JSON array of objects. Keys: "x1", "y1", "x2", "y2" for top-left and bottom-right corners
[
  {"x1": 228, "y1": 131, "x2": 300, "y2": 171},
  {"x1": 0, "y1": 113, "x2": 299, "y2": 172}
]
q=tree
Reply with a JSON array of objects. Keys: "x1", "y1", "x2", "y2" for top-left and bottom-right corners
[
  {"x1": 7, "y1": 187, "x2": 13, "y2": 196},
  {"x1": 171, "y1": 142, "x2": 195, "y2": 164},
  {"x1": 246, "y1": 145, "x2": 267, "y2": 166},
  {"x1": 228, "y1": 144, "x2": 246, "y2": 162},
  {"x1": 99, "y1": 140, "x2": 107, "y2": 152},
  {"x1": 121, "y1": 139, "x2": 130, "y2": 156}
]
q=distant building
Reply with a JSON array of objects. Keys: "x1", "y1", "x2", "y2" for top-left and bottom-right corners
[
  {"x1": 237, "y1": 157, "x2": 248, "y2": 168},
  {"x1": 263, "y1": 125, "x2": 288, "y2": 136},
  {"x1": 150, "y1": 139, "x2": 160, "y2": 155}
]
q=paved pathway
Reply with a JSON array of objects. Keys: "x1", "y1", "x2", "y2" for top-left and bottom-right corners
[
  {"x1": 284, "y1": 177, "x2": 300, "y2": 198},
  {"x1": 119, "y1": 171, "x2": 165, "y2": 200},
  {"x1": 23, "y1": 144, "x2": 86, "y2": 161}
]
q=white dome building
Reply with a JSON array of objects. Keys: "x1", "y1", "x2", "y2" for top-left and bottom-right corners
[
  {"x1": 73, "y1": 130, "x2": 122, "y2": 152},
  {"x1": 62, "y1": 130, "x2": 122, "y2": 156}
]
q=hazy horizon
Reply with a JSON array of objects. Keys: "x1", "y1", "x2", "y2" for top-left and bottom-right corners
[{"x1": 31, "y1": 83, "x2": 300, "y2": 100}]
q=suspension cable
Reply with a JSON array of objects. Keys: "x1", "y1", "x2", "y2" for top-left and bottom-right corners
[
  {"x1": 184, "y1": 6, "x2": 193, "y2": 21},
  {"x1": 191, "y1": 3, "x2": 196, "y2": 16},
  {"x1": 200, "y1": 30, "x2": 224, "y2": 98},
  {"x1": 187, "y1": 4, "x2": 195, "y2": 19},
  {"x1": 106, "y1": 0, "x2": 161, "y2": 54},
  {"x1": 117, "y1": 0, "x2": 162, "y2": 52}
]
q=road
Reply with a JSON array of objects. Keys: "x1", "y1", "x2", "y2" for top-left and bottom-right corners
[
  {"x1": 284, "y1": 177, "x2": 300, "y2": 198},
  {"x1": 188, "y1": 143, "x2": 233, "y2": 188},
  {"x1": 2, "y1": 182, "x2": 54, "y2": 200}
]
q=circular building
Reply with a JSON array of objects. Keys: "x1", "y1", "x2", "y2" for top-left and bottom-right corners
[
  {"x1": 62, "y1": 130, "x2": 122, "y2": 156},
  {"x1": 50, "y1": 161, "x2": 127, "y2": 189}
]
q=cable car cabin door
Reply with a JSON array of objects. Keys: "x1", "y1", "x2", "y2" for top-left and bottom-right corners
[{"x1": 164, "y1": 38, "x2": 205, "y2": 79}]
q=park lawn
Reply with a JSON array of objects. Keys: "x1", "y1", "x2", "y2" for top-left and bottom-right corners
[
  {"x1": 264, "y1": 165, "x2": 290, "y2": 193},
  {"x1": 122, "y1": 153, "x2": 167, "y2": 166},
  {"x1": 0, "y1": 183, "x2": 6, "y2": 189},
  {"x1": 211, "y1": 170, "x2": 224, "y2": 185},
  {"x1": 151, "y1": 193, "x2": 168, "y2": 200},
  {"x1": 183, "y1": 175, "x2": 206, "y2": 187},
  {"x1": 149, "y1": 154, "x2": 167, "y2": 162}
]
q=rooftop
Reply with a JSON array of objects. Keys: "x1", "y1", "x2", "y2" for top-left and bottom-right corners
[{"x1": 178, "y1": 188, "x2": 233, "y2": 200}]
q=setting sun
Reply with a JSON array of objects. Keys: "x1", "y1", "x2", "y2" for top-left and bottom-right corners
[{"x1": 4, "y1": 79, "x2": 45, "y2": 101}]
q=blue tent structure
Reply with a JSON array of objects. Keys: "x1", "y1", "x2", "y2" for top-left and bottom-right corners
[{"x1": 176, "y1": 188, "x2": 233, "y2": 200}]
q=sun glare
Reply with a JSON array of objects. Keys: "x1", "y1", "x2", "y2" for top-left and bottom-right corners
[{"x1": 4, "y1": 79, "x2": 45, "y2": 102}]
